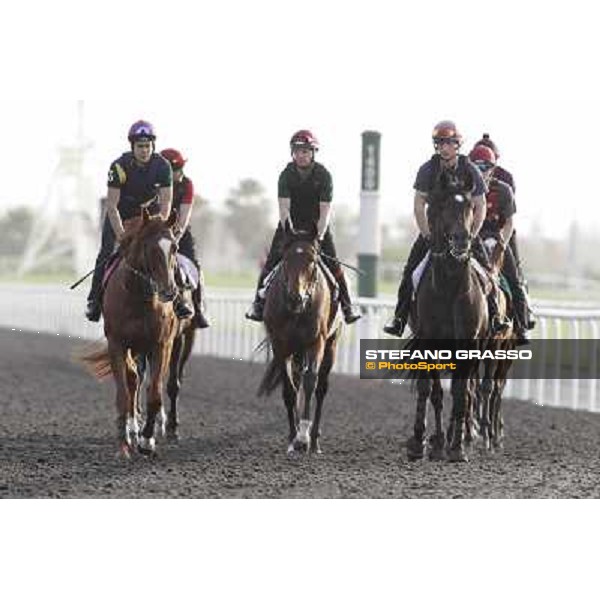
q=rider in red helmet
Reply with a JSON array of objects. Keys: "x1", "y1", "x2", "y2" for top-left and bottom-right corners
[
  {"x1": 160, "y1": 148, "x2": 209, "y2": 329},
  {"x1": 383, "y1": 120, "x2": 509, "y2": 337},
  {"x1": 473, "y1": 133, "x2": 515, "y2": 192},
  {"x1": 469, "y1": 144, "x2": 534, "y2": 343},
  {"x1": 245, "y1": 129, "x2": 361, "y2": 324},
  {"x1": 85, "y1": 121, "x2": 193, "y2": 322}
]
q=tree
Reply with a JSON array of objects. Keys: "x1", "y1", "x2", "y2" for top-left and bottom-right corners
[
  {"x1": 0, "y1": 207, "x2": 34, "y2": 257},
  {"x1": 224, "y1": 179, "x2": 273, "y2": 264}
]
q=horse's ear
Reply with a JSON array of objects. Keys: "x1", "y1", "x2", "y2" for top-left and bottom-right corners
[
  {"x1": 284, "y1": 219, "x2": 293, "y2": 237},
  {"x1": 142, "y1": 207, "x2": 151, "y2": 223},
  {"x1": 167, "y1": 209, "x2": 177, "y2": 228}
]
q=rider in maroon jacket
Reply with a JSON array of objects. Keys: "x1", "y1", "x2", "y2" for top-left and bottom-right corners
[{"x1": 160, "y1": 148, "x2": 209, "y2": 328}]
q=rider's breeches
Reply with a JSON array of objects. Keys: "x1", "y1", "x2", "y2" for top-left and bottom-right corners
[{"x1": 88, "y1": 217, "x2": 117, "y2": 302}]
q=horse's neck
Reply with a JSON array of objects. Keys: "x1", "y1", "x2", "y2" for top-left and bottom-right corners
[
  {"x1": 433, "y1": 256, "x2": 472, "y2": 295},
  {"x1": 118, "y1": 253, "x2": 150, "y2": 300}
]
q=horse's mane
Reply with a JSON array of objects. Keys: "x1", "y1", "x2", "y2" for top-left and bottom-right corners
[{"x1": 119, "y1": 214, "x2": 172, "y2": 256}]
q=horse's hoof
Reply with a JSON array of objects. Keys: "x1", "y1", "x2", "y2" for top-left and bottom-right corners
[
  {"x1": 293, "y1": 439, "x2": 309, "y2": 453},
  {"x1": 310, "y1": 442, "x2": 323, "y2": 455},
  {"x1": 406, "y1": 437, "x2": 425, "y2": 461},
  {"x1": 116, "y1": 443, "x2": 132, "y2": 460},
  {"x1": 166, "y1": 428, "x2": 180, "y2": 444},
  {"x1": 447, "y1": 446, "x2": 469, "y2": 463},
  {"x1": 428, "y1": 446, "x2": 445, "y2": 461},
  {"x1": 138, "y1": 436, "x2": 156, "y2": 455}
]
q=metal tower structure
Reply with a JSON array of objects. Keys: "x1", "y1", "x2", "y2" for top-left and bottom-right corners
[{"x1": 19, "y1": 101, "x2": 98, "y2": 277}]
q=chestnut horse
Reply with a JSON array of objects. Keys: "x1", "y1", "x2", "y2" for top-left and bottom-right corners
[
  {"x1": 257, "y1": 224, "x2": 341, "y2": 455},
  {"x1": 79, "y1": 209, "x2": 179, "y2": 458}
]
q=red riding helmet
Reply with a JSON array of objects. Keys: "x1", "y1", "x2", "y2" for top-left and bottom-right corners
[
  {"x1": 290, "y1": 129, "x2": 319, "y2": 152},
  {"x1": 432, "y1": 120, "x2": 463, "y2": 145},
  {"x1": 474, "y1": 133, "x2": 500, "y2": 159},
  {"x1": 469, "y1": 144, "x2": 497, "y2": 166},
  {"x1": 160, "y1": 148, "x2": 187, "y2": 170},
  {"x1": 128, "y1": 120, "x2": 156, "y2": 142}
]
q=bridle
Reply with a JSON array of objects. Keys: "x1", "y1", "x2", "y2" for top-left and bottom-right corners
[
  {"x1": 282, "y1": 244, "x2": 319, "y2": 314},
  {"x1": 123, "y1": 234, "x2": 176, "y2": 302},
  {"x1": 431, "y1": 193, "x2": 473, "y2": 264}
]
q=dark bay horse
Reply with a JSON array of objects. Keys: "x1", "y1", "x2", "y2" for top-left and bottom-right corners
[
  {"x1": 406, "y1": 171, "x2": 490, "y2": 463},
  {"x1": 257, "y1": 224, "x2": 341, "y2": 455},
  {"x1": 79, "y1": 209, "x2": 180, "y2": 458}
]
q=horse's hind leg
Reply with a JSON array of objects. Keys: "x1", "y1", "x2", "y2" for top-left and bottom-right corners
[
  {"x1": 428, "y1": 374, "x2": 444, "y2": 460},
  {"x1": 464, "y1": 375, "x2": 479, "y2": 447},
  {"x1": 480, "y1": 361, "x2": 495, "y2": 451},
  {"x1": 407, "y1": 373, "x2": 430, "y2": 461},
  {"x1": 166, "y1": 334, "x2": 184, "y2": 441}
]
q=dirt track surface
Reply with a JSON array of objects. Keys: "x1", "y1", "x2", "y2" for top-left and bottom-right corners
[{"x1": 1, "y1": 328, "x2": 599, "y2": 498}]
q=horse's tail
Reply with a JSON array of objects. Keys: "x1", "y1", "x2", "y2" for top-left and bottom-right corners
[
  {"x1": 257, "y1": 355, "x2": 284, "y2": 397},
  {"x1": 73, "y1": 341, "x2": 113, "y2": 381}
]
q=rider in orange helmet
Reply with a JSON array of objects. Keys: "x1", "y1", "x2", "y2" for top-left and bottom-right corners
[{"x1": 383, "y1": 120, "x2": 509, "y2": 337}]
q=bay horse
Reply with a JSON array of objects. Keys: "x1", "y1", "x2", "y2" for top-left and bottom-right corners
[
  {"x1": 478, "y1": 238, "x2": 516, "y2": 450},
  {"x1": 257, "y1": 223, "x2": 341, "y2": 455},
  {"x1": 406, "y1": 170, "x2": 491, "y2": 463},
  {"x1": 78, "y1": 208, "x2": 180, "y2": 458}
]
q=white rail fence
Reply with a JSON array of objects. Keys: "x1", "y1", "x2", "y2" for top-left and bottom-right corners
[{"x1": 1, "y1": 284, "x2": 598, "y2": 412}]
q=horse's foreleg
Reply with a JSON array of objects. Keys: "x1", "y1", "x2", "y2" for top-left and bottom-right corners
[
  {"x1": 108, "y1": 339, "x2": 133, "y2": 458},
  {"x1": 283, "y1": 365, "x2": 298, "y2": 454},
  {"x1": 140, "y1": 344, "x2": 171, "y2": 454},
  {"x1": 311, "y1": 336, "x2": 337, "y2": 454},
  {"x1": 294, "y1": 343, "x2": 323, "y2": 453},
  {"x1": 408, "y1": 373, "x2": 430, "y2": 460},
  {"x1": 429, "y1": 373, "x2": 444, "y2": 460},
  {"x1": 124, "y1": 353, "x2": 140, "y2": 448},
  {"x1": 448, "y1": 369, "x2": 473, "y2": 463}
]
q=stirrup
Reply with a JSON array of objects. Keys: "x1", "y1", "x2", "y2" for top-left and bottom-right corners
[
  {"x1": 193, "y1": 311, "x2": 210, "y2": 329},
  {"x1": 174, "y1": 296, "x2": 193, "y2": 319},
  {"x1": 85, "y1": 299, "x2": 101, "y2": 322},
  {"x1": 343, "y1": 305, "x2": 361, "y2": 324},
  {"x1": 245, "y1": 301, "x2": 264, "y2": 322},
  {"x1": 383, "y1": 316, "x2": 407, "y2": 337}
]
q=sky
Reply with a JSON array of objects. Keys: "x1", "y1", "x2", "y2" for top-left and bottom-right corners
[{"x1": 1, "y1": 0, "x2": 598, "y2": 240}]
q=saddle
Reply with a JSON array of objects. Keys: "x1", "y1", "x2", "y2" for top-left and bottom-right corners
[
  {"x1": 411, "y1": 251, "x2": 502, "y2": 301},
  {"x1": 176, "y1": 254, "x2": 199, "y2": 290},
  {"x1": 258, "y1": 260, "x2": 339, "y2": 303},
  {"x1": 102, "y1": 253, "x2": 199, "y2": 292}
]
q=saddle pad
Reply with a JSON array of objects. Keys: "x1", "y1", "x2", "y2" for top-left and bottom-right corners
[
  {"x1": 258, "y1": 264, "x2": 281, "y2": 299},
  {"x1": 177, "y1": 254, "x2": 199, "y2": 289},
  {"x1": 411, "y1": 251, "x2": 431, "y2": 295},
  {"x1": 410, "y1": 251, "x2": 494, "y2": 297}
]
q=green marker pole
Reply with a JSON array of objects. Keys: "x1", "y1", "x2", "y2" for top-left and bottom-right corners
[{"x1": 358, "y1": 131, "x2": 381, "y2": 298}]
